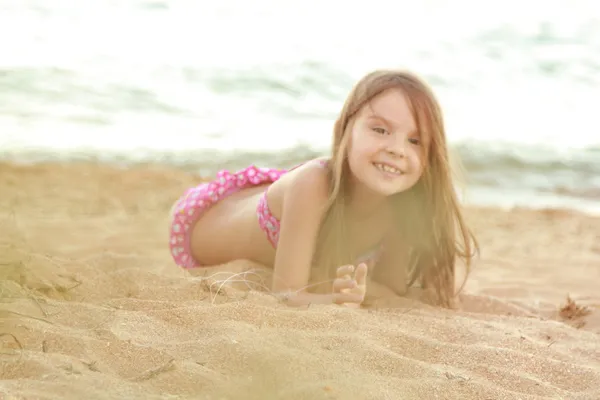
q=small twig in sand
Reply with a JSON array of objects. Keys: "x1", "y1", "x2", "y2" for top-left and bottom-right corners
[
  {"x1": 24, "y1": 290, "x2": 51, "y2": 317},
  {"x1": 200, "y1": 270, "x2": 273, "y2": 304},
  {"x1": 3, "y1": 310, "x2": 54, "y2": 325},
  {"x1": 132, "y1": 358, "x2": 176, "y2": 382},
  {"x1": 56, "y1": 276, "x2": 83, "y2": 293},
  {"x1": 1, "y1": 278, "x2": 57, "y2": 319},
  {"x1": 0, "y1": 333, "x2": 23, "y2": 350},
  {"x1": 0, "y1": 333, "x2": 23, "y2": 359}
]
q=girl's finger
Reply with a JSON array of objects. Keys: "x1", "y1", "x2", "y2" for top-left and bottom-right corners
[
  {"x1": 332, "y1": 278, "x2": 356, "y2": 293},
  {"x1": 336, "y1": 265, "x2": 354, "y2": 278},
  {"x1": 354, "y1": 263, "x2": 368, "y2": 286}
]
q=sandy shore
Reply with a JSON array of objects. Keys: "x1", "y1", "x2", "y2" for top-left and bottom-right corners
[{"x1": 1, "y1": 161, "x2": 599, "y2": 400}]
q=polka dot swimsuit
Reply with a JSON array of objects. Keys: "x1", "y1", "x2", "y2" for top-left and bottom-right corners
[{"x1": 169, "y1": 164, "x2": 288, "y2": 268}]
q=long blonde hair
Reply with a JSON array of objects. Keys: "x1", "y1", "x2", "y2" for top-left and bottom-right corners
[{"x1": 311, "y1": 69, "x2": 479, "y2": 307}]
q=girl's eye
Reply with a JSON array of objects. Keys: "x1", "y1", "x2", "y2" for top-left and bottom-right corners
[
  {"x1": 372, "y1": 127, "x2": 388, "y2": 135},
  {"x1": 409, "y1": 138, "x2": 421, "y2": 145}
]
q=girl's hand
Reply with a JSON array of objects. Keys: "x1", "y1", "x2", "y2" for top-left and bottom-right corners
[{"x1": 332, "y1": 263, "x2": 368, "y2": 307}]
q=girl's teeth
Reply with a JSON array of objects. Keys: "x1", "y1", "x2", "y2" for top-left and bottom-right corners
[{"x1": 375, "y1": 163, "x2": 401, "y2": 174}]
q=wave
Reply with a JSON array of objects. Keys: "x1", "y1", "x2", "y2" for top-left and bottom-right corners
[{"x1": 1, "y1": 142, "x2": 598, "y2": 201}]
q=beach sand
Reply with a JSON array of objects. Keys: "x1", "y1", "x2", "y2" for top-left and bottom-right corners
[{"x1": 1, "y1": 161, "x2": 599, "y2": 400}]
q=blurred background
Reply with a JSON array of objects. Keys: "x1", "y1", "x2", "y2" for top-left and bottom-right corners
[{"x1": 0, "y1": 0, "x2": 599, "y2": 213}]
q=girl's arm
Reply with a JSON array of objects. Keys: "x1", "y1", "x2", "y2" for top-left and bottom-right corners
[{"x1": 271, "y1": 163, "x2": 363, "y2": 307}]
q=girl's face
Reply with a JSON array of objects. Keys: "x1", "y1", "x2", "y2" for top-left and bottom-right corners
[{"x1": 346, "y1": 88, "x2": 426, "y2": 197}]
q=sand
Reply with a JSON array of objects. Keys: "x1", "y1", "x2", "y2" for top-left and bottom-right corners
[{"x1": 0, "y1": 161, "x2": 599, "y2": 400}]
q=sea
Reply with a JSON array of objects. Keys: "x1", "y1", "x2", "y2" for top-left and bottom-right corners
[{"x1": 1, "y1": 0, "x2": 599, "y2": 213}]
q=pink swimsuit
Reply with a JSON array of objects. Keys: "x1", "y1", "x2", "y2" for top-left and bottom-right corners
[{"x1": 169, "y1": 160, "x2": 382, "y2": 269}]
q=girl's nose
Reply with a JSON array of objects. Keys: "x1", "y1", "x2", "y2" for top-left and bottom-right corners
[{"x1": 386, "y1": 135, "x2": 407, "y2": 158}]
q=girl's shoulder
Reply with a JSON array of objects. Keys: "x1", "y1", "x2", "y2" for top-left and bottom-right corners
[
  {"x1": 271, "y1": 158, "x2": 331, "y2": 203},
  {"x1": 285, "y1": 157, "x2": 330, "y2": 186},
  {"x1": 288, "y1": 157, "x2": 329, "y2": 172}
]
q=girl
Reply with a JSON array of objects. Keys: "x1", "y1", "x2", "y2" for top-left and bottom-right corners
[{"x1": 169, "y1": 69, "x2": 479, "y2": 308}]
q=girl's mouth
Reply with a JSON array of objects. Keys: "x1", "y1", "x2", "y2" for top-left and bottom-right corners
[{"x1": 373, "y1": 162, "x2": 403, "y2": 176}]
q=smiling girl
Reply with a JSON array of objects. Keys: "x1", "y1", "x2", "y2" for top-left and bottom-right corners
[{"x1": 168, "y1": 69, "x2": 479, "y2": 308}]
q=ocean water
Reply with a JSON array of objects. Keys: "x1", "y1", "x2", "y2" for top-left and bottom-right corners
[{"x1": 1, "y1": 0, "x2": 599, "y2": 212}]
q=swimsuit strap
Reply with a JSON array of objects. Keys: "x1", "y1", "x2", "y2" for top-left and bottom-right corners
[{"x1": 257, "y1": 158, "x2": 328, "y2": 247}]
